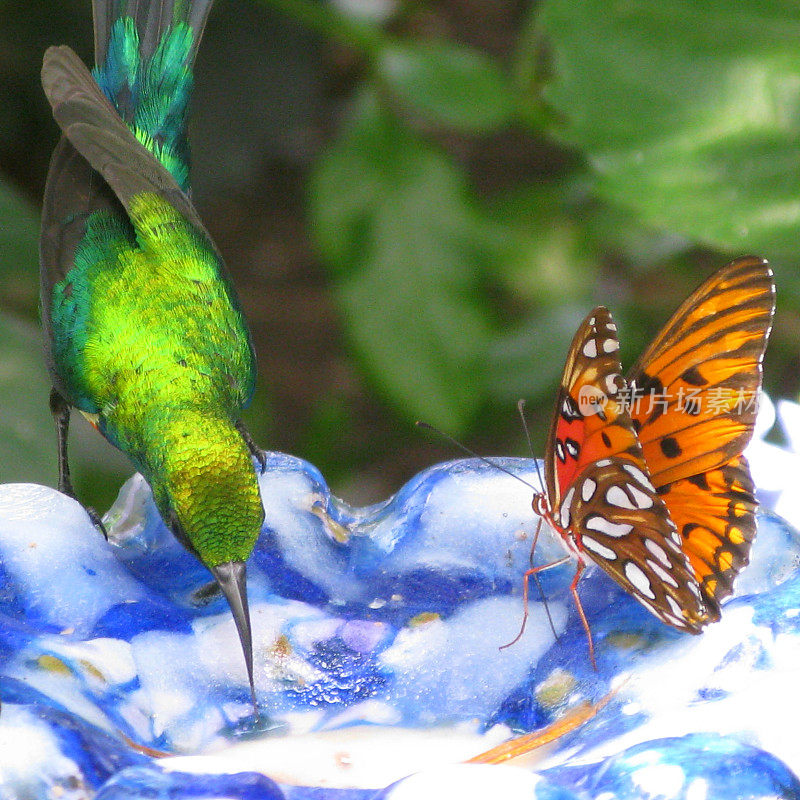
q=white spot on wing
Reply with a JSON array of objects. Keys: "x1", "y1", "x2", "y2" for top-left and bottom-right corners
[
  {"x1": 586, "y1": 516, "x2": 633, "y2": 538},
  {"x1": 666, "y1": 594, "x2": 683, "y2": 617},
  {"x1": 596, "y1": 459, "x2": 612, "y2": 468},
  {"x1": 583, "y1": 339, "x2": 598, "y2": 358},
  {"x1": 637, "y1": 597, "x2": 658, "y2": 614},
  {"x1": 645, "y1": 539, "x2": 670, "y2": 567},
  {"x1": 622, "y1": 463, "x2": 655, "y2": 491},
  {"x1": 581, "y1": 478, "x2": 597, "y2": 502},
  {"x1": 647, "y1": 559, "x2": 678, "y2": 588},
  {"x1": 560, "y1": 487, "x2": 575, "y2": 529},
  {"x1": 624, "y1": 561, "x2": 656, "y2": 599},
  {"x1": 628, "y1": 484, "x2": 654, "y2": 509},
  {"x1": 605, "y1": 373, "x2": 620, "y2": 394},
  {"x1": 603, "y1": 338, "x2": 619, "y2": 353},
  {"x1": 662, "y1": 611, "x2": 687, "y2": 628},
  {"x1": 606, "y1": 485, "x2": 635, "y2": 509},
  {"x1": 582, "y1": 536, "x2": 617, "y2": 560},
  {"x1": 607, "y1": 322, "x2": 617, "y2": 332}
]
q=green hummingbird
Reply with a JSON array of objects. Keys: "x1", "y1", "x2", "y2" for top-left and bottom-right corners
[{"x1": 39, "y1": 0, "x2": 265, "y2": 708}]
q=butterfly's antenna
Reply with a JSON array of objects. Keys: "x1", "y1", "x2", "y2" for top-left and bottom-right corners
[
  {"x1": 416, "y1": 419, "x2": 558, "y2": 648},
  {"x1": 517, "y1": 399, "x2": 535, "y2": 452},
  {"x1": 517, "y1": 399, "x2": 546, "y2": 495},
  {"x1": 415, "y1": 421, "x2": 537, "y2": 493}
]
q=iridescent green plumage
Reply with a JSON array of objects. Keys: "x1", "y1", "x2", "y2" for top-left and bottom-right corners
[{"x1": 40, "y1": 0, "x2": 264, "y2": 708}]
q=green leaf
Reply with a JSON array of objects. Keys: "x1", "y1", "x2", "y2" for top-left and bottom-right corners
[
  {"x1": 0, "y1": 179, "x2": 40, "y2": 315},
  {"x1": 310, "y1": 95, "x2": 493, "y2": 431},
  {"x1": 538, "y1": 0, "x2": 800, "y2": 264},
  {"x1": 377, "y1": 39, "x2": 514, "y2": 133}
]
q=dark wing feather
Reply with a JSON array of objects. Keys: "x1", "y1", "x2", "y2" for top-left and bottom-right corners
[
  {"x1": 39, "y1": 137, "x2": 123, "y2": 392},
  {"x1": 41, "y1": 46, "x2": 208, "y2": 237}
]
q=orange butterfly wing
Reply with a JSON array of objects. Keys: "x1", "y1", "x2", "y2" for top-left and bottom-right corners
[
  {"x1": 651, "y1": 456, "x2": 757, "y2": 620},
  {"x1": 542, "y1": 308, "x2": 711, "y2": 632},
  {"x1": 627, "y1": 256, "x2": 775, "y2": 615}
]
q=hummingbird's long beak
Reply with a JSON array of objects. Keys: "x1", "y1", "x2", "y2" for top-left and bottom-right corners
[{"x1": 211, "y1": 560, "x2": 257, "y2": 713}]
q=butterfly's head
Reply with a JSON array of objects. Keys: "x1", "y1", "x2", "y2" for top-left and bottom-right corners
[{"x1": 532, "y1": 492, "x2": 549, "y2": 519}]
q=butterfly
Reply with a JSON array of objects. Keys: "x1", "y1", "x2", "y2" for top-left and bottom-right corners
[{"x1": 518, "y1": 256, "x2": 775, "y2": 667}]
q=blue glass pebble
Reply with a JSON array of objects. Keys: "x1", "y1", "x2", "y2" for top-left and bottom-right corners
[
  {"x1": 587, "y1": 734, "x2": 800, "y2": 800},
  {"x1": 95, "y1": 766, "x2": 286, "y2": 800},
  {"x1": 0, "y1": 397, "x2": 799, "y2": 798}
]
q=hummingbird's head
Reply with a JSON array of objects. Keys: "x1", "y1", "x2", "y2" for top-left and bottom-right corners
[
  {"x1": 153, "y1": 412, "x2": 265, "y2": 568},
  {"x1": 153, "y1": 412, "x2": 265, "y2": 708}
]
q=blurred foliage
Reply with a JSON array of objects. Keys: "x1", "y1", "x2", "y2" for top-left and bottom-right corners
[
  {"x1": 2, "y1": 0, "x2": 800, "y2": 507},
  {"x1": 303, "y1": 0, "x2": 800, "y2": 433},
  {"x1": 311, "y1": 92, "x2": 496, "y2": 430}
]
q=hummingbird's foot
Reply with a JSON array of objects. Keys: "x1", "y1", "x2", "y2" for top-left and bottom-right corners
[
  {"x1": 50, "y1": 387, "x2": 79, "y2": 494},
  {"x1": 85, "y1": 506, "x2": 108, "y2": 540},
  {"x1": 235, "y1": 420, "x2": 267, "y2": 474},
  {"x1": 54, "y1": 474, "x2": 108, "y2": 540}
]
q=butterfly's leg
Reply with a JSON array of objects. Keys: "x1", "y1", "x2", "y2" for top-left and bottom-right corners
[
  {"x1": 501, "y1": 518, "x2": 545, "y2": 650},
  {"x1": 568, "y1": 561, "x2": 596, "y2": 670},
  {"x1": 527, "y1": 518, "x2": 559, "y2": 642},
  {"x1": 500, "y1": 553, "x2": 571, "y2": 650},
  {"x1": 528, "y1": 516, "x2": 542, "y2": 568}
]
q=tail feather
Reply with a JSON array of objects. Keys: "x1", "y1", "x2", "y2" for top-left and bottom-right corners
[
  {"x1": 89, "y1": 0, "x2": 216, "y2": 189},
  {"x1": 93, "y1": 0, "x2": 214, "y2": 67}
]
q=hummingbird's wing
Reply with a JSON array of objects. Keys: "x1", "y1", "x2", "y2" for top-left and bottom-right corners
[
  {"x1": 42, "y1": 45, "x2": 212, "y2": 243},
  {"x1": 40, "y1": 44, "x2": 256, "y2": 409},
  {"x1": 39, "y1": 135, "x2": 117, "y2": 393}
]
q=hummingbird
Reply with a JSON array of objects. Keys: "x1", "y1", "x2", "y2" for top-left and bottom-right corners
[{"x1": 39, "y1": 0, "x2": 265, "y2": 709}]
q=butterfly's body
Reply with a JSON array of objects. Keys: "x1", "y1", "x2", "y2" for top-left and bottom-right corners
[
  {"x1": 39, "y1": 0, "x2": 264, "y2": 705},
  {"x1": 522, "y1": 258, "x2": 775, "y2": 665}
]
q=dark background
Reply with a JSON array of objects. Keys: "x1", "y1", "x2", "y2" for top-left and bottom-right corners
[{"x1": 1, "y1": 0, "x2": 798, "y2": 509}]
